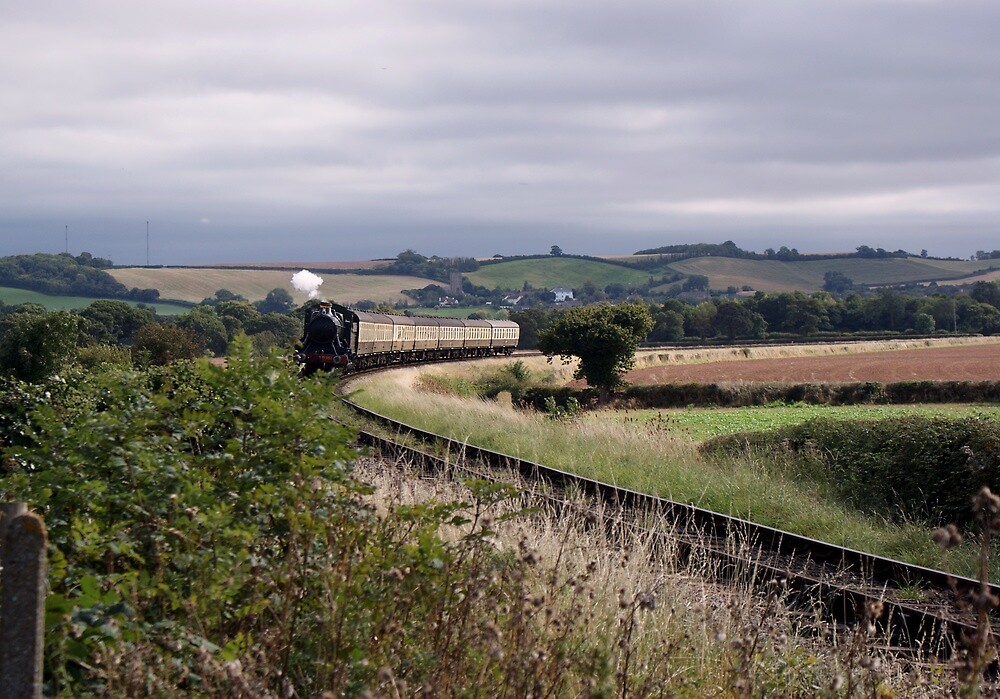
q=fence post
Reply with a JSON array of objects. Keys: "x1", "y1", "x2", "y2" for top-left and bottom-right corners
[{"x1": 0, "y1": 503, "x2": 47, "y2": 699}]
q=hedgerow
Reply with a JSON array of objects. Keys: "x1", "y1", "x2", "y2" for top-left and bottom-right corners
[
  {"x1": 521, "y1": 380, "x2": 1000, "y2": 410},
  {"x1": 701, "y1": 416, "x2": 1000, "y2": 527}
]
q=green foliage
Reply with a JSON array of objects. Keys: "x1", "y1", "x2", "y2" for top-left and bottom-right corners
[
  {"x1": 4, "y1": 345, "x2": 684, "y2": 696},
  {"x1": 2, "y1": 340, "x2": 362, "y2": 693},
  {"x1": 534, "y1": 379, "x2": 1000, "y2": 410},
  {"x1": 537, "y1": 303, "x2": 653, "y2": 400},
  {"x1": 74, "y1": 344, "x2": 134, "y2": 369},
  {"x1": 176, "y1": 306, "x2": 228, "y2": 355},
  {"x1": 131, "y1": 322, "x2": 203, "y2": 366},
  {"x1": 379, "y1": 249, "x2": 479, "y2": 282},
  {"x1": 711, "y1": 300, "x2": 764, "y2": 340},
  {"x1": 0, "y1": 310, "x2": 86, "y2": 381},
  {"x1": 77, "y1": 299, "x2": 155, "y2": 344},
  {"x1": 543, "y1": 394, "x2": 581, "y2": 420},
  {"x1": 508, "y1": 308, "x2": 552, "y2": 349},
  {"x1": 254, "y1": 287, "x2": 295, "y2": 314},
  {"x1": 823, "y1": 270, "x2": 853, "y2": 293},
  {"x1": 702, "y1": 415, "x2": 1000, "y2": 527}
]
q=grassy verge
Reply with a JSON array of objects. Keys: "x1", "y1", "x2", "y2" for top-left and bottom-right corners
[{"x1": 345, "y1": 363, "x2": 993, "y2": 579}]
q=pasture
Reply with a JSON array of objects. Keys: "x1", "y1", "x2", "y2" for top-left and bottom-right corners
[
  {"x1": 608, "y1": 403, "x2": 1000, "y2": 442},
  {"x1": 467, "y1": 257, "x2": 654, "y2": 290},
  {"x1": 0, "y1": 285, "x2": 190, "y2": 315},
  {"x1": 108, "y1": 267, "x2": 438, "y2": 304},
  {"x1": 467, "y1": 253, "x2": 989, "y2": 295},
  {"x1": 666, "y1": 255, "x2": 987, "y2": 293}
]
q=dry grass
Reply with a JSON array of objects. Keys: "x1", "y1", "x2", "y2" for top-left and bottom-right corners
[
  {"x1": 349, "y1": 456, "x2": 957, "y2": 697},
  {"x1": 108, "y1": 267, "x2": 437, "y2": 304}
]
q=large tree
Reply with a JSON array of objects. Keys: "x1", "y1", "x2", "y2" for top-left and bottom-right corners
[
  {"x1": 78, "y1": 299, "x2": 155, "y2": 344},
  {"x1": 711, "y1": 301, "x2": 763, "y2": 340},
  {"x1": 537, "y1": 303, "x2": 653, "y2": 403},
  {"x1": 0, "y1": 310, "x2": 86, "y2": 381}
]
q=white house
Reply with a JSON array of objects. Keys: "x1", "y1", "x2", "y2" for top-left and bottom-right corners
[{"x1": 551, "y1": 287, "x2": 574, "y2": 303}]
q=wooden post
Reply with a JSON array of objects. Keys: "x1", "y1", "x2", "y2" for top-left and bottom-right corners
[
  {"x1": 1, "y1": 503, "x2": 47, "y2": 699},
  {"x1": 0, "y1": 502, "x2": 27, "y2": 551}
]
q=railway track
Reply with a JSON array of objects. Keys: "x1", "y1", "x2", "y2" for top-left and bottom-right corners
[{"x1": 337, "y1": 366, "x2": 1000, "y2": 665}]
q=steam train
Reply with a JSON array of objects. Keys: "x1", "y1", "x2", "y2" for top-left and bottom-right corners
[{"x1": 295, "y1": 302, "x2": 519, "y2": 374}]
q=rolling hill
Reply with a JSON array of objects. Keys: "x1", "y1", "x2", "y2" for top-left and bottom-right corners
[
  {"x1": 470, "y1": 254, "x2": 992, "y2": 294},
  {"x1": 108, "y1": 268, "x2": 439, "y2": 305},
  {"x1": 664, "y1": 256, "x2": 988, "y2": 292},
  {"x1": 466, "y1": 257, "x2": 654, "y2": 290},
  {"x1": 99, "y1": 254, "x2": 997, "y2": 308}
]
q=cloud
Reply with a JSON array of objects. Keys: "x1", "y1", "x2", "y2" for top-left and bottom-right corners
[{"x1": 1, "y1": 0, "x2": 999, "y2": 264}]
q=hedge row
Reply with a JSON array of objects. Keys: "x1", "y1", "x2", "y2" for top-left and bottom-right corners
[
  {"x1": 701, "y1": 416, "x2": 1000, "y2": 527},
  {"x1": 522, "y1": 380, "x2": 1000, "y2": 411}
]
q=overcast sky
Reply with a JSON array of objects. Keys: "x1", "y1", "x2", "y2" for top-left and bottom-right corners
[{"x1": 2, "y1": 0, "x2": 999, "y2": 265}]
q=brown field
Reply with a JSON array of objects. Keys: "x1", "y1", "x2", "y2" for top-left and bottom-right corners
[
  {"x1": 109, "y1": 267, "x2": 437, "y2": 304},
  {"x1": 626, "y1": 343, "x2": 1000, "y2": 384}
]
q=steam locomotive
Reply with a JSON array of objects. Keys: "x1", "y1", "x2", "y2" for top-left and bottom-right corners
[{"x1": 295, "y1": 302, "x2": 519, "y2": 374}]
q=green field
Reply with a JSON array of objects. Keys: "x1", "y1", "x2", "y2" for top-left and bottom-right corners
[
  {"x1": 0, "y1": 286, "x2": 190, "y2": 316},
  {"x1": 605, "y1": 403, "x2": 1000, "y2": 442},
  {"x1": 109, "y1": 267, "x2": 438, "y2": 305},
  {"x1": 466, "y1": 254, "x2": 991, "y2": 294},
  {"x1": 467, "y1": 257, "x2": 654, "y2": 291},
  {"x1": 666, "y1": 256, "x2": 989, "y2": 293}
]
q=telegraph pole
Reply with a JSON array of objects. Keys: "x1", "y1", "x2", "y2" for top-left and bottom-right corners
[
  {"x1": 64, "y1": 225, "x2": 68, "y2": 254},
  {"x1": 146, "y1": 221, "x2": 150, "y2": 266}
]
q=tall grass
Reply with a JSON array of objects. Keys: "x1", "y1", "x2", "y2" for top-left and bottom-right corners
[
  {"x1": 350, "y1": 458, "x2": 954, "y2": 697},
  {"x1": 346, "y1": 364, "x2": 988, "y2": 577}
]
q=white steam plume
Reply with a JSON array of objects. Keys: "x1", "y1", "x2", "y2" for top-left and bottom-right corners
[{"x1": 291, "y1": 269, "x2": 324, "y2": 299}]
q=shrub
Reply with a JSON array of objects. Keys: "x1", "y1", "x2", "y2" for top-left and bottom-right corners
[
  {"x1": 702, "y1": 416, "x2": 1000, "y2": 527},
  {"x1": 74, "y1": 344, "x2": 133, "y2": 369}
]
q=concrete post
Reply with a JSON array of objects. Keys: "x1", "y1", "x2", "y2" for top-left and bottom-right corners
[{"x1": 1, "y1": 505, "x2": 47, "y2": 699}]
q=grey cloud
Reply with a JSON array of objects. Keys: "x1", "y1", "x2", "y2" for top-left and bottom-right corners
[{"x1": 2, "y1": 0, "x2": 999, "y2": 264}]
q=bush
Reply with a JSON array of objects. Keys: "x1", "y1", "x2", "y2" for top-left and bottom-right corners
[
  {"x1": 521, "y1": 380, "x2": 1000, "y2": 410},
  {"x1": 74, "y1": 344, "x2": 133, "y2": 369},
  {"x1": 702, "y1": 416, "x2": 1000, "y2": 527}
]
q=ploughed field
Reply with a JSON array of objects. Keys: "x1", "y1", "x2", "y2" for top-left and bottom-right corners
[{"x1": 626, "y1": 344, "x2": 1000, "y2": 384}]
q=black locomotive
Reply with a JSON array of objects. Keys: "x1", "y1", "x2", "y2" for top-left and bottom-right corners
[
  {"x1": 295, "y1": 301, "x2": 519, "y2": 375},
  {"x1": 294, "y1": 302, "x2": 351, "y2": 374}
]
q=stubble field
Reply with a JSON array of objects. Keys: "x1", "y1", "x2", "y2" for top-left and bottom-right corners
[{"x1": 108, "y1": 267, "x2": 436, "y2": 304}]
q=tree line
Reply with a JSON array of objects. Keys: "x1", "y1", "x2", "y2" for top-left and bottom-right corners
[
  {"x1": 0, "y1": 287, "x2": 302, "y2": 382},
  {"x1": 0, "y1": 252, "x2": 160, "y2": 301},
  {"x1": 512, "y1": 281, "x2": 1000, "y2": 349}
]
